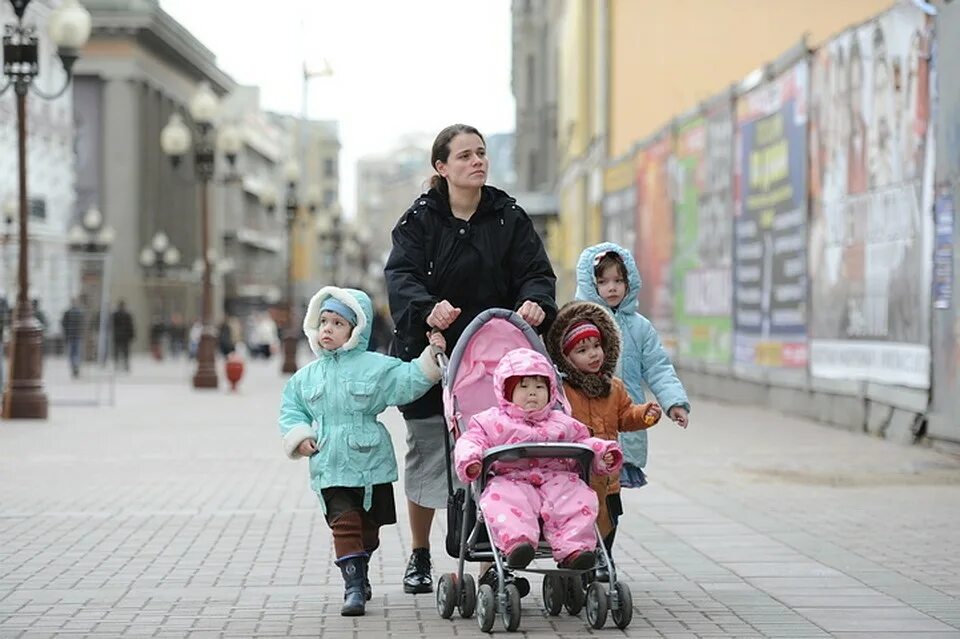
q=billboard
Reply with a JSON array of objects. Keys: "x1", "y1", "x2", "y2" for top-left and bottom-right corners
[
  {"x1": 673, "y1": 99, "x2": 734, "y2": 363},
  {"x1": 808, "y1": 4, "x2": 935, "y2": 388},
  {"x1": 733, "y1": 61, "x2": 810, "y2": 368},
  {"x1": 635, "y1": 131, "x2": 676, "y2": 351}
]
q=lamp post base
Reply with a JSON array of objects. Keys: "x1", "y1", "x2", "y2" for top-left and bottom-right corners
[
  {"x1": 281, "y1": 334, "x2": 298, "y2": 374},
  {"x1": 192, "y1": 333, "x2": 219, "y2": 389},
  {"x1": 2, "y1": 313, "x2": 48, "y2": 419}
]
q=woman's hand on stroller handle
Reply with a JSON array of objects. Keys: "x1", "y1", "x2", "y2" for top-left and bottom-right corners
[
  {"x1": 427, "y1": 300, "x2": 461, "y2": 330},
  {"x1": 516, "y1": 300, "x2": 546, "y2": 327}
]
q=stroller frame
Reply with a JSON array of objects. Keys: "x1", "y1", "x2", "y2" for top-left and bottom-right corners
[{"x1": 435, "y1": 308, "x2": 633, "y2": 632}]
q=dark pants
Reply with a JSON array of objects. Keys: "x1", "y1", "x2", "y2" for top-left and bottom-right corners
[
  {"x1": 114, "y1": 340, "x2": 130, "y2": 371},
  {"x1": 66, "y1": 338, "x2": 81, "y2": 377},
  {"x1": 322, "y1": 484, "x2": 396, "y2": 559}
]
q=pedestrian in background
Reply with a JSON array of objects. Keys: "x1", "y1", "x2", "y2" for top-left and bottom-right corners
[
  {"x1": 167, "y1": 313, "x2": 187, "y2": 358},
  {"x1": 111, "y1": 300, "x2": 135, "y2": 372},
  {"x1": 278, "y1": 285, "x2": 445, "y2": 616},
  {"x1": 61, "y1": 298, "x2": 84, "y2": 378}
]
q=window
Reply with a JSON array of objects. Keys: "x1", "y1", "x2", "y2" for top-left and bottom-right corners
[
  {"x1": 324, "y1": 158, "x2": 336, "y2": 178},
  {"x1": 29, "y1": 198, "x2": 46, "y2": 221},
  {"x1": 324, "y1": 189, "x2": 336, "y2": 207}
]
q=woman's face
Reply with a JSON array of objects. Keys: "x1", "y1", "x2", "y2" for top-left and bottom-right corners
[{"x1": 435, "y1": 133, "x2": 488, "y2": 191}]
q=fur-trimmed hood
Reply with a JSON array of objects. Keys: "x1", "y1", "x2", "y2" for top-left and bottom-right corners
[
  {"x1": 546, "y1": 301, "x2": 621, "y2": 399},
  {"x1": 302, "y1": 286, "x2": 371, "y2": 356}
]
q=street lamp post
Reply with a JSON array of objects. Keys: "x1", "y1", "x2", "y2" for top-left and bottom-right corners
[
  {"x1": 160, "y1": 82, "x2": 229, "y2": 389},
  {"x1": 281, "y1": 160, "x2": 301, "y2": 374},
  {"x1": 67, "y1": 206, "x2": 114, "y2": 363},
  {"x1": 316, "y1": 210, "x2": 343, "y2": 285},
  {"x1": 1, "y1": 0, "x2": 91, "y2": 419},
  {"x1": 139, "y1": 231, "x2": 181, "y2": 319}
]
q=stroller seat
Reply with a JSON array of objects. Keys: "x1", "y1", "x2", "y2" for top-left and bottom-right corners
[{"x1": 435, "y1": 308, "x2": 634, "y2": 632}]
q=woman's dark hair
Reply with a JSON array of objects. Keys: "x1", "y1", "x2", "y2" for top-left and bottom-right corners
[
  {"x1": 428, "y1": 123, "x2": 485, "y2": 193},
  {"x1": 594, "y1": 251, "x2": 629, "y2": 283}
]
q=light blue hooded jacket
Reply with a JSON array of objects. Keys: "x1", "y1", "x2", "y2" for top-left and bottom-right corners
[
  {"x1": 575, "y1": 243, "x2": 690, "y2": 471},
  {"x1": 279, "y1": 286, "x2": 441, "y2": 512}
]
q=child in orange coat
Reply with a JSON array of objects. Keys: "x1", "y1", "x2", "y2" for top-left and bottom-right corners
[{"x1": 546, "y1": 300, "x2": 683, "y2": 579}]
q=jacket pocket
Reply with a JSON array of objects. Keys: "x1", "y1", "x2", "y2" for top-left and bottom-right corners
[
  {"x1": 347, "y1": 422, "x2": 383, "y2": 451},
  {"x1": 345, "y1": 380, "x2": 375, "y2": 412}
]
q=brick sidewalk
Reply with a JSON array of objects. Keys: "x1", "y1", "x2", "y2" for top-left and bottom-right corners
[{"x1": 1, "y1": 354, "x2": 959, "y2": 637}]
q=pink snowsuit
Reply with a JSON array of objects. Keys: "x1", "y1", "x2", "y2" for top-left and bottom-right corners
[{"x1": 454, "y1": 347, "x2": 624, "y2": 564}]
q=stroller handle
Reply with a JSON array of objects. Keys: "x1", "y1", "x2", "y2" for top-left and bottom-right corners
[{"x1": 480, "y1": 442, "x2": 595, "y2": 484}]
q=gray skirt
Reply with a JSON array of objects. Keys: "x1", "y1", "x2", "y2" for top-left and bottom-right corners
[{"x1": 403, "y1": 415, "x2": 464, "y2": 509}]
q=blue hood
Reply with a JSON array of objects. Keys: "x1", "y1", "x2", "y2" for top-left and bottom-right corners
[{"x1": 575, "y1": 242, "x2": 643, "y2": 313}]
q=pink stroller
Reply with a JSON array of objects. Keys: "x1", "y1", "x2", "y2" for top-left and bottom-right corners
[{"x1": 434, "y1": 308, "x2": 633, "y2": 633}]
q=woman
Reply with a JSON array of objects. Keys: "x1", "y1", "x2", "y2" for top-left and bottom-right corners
[{"x1": 384, "y1": 123, "x2": 557, "y2": 595}]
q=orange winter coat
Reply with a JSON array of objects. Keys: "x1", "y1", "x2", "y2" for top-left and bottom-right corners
[{"x1": 563, "y1": 377, "x2": 657, "y2": 537}]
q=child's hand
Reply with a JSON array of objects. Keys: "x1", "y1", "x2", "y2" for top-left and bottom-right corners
[
  {"x1": 602, "y1": 452, "x2": 615, "y2": 467},
  {"x1": 669, "y1": 406, "x2": 689, "y2": 429},
  {"x1": 297, "y1": 439, "x2": 318, "y2": 456},
  {"x1": 427, "y1": 329, "x2": 446, "y2": 352},
  {"x1": 643, "y1": 403, "x2": 662, "y2": 426},
  {"x1": 465, "y1": 461, "x2": 482, "y2": 480}
]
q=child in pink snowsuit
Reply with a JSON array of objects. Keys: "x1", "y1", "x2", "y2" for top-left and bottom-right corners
[{"x1": 454, "y1": 347, "x2": 623, "y2": 570}]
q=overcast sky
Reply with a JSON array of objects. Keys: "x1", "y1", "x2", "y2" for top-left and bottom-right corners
[{"x1": 158, "y1": 0, "x2": 516, "y2": 218}]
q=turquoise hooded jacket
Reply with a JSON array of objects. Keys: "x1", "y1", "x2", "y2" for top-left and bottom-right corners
[
  {"x1": 278, "y1": 286, "x2": 441, "y2": 512},
  {"x1": 575, "y1": 243, "x2": 690, "y2": 470}
]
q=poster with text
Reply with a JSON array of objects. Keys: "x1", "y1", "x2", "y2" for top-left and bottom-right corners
[
  {"x1": 635, "y1": 132, "x2": 676, "y2": 352},
  {"x1": 673, "y1": 104, "x2": 734, "y2": 363},
  {"x1": 808, "y1": 4, "x2": 934, "y2": 388},
  {"x1": 733, "y1": 61, "x2": 809, "y2": 368}
]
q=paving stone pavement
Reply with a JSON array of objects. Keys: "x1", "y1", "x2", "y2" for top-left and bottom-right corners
[{"x1": 1, "y1": 353, "x2": 959, "y2": 638}]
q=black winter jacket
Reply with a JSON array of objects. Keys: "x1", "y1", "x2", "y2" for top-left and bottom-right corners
[{"x1": 385, "y1": 185, "x2": 557, "y2": 418}]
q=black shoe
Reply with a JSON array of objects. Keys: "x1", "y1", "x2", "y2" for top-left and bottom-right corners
[
  {"x1": 337, "y1": 556, "x2": 366, "y2": 616},
  {"x1": 478, "y1": 565, "x2": 531, "y2": 599},
  {"x1": 403, "y1": 548, "x2": 433, "y2": 594},
  {"x1": 559, "y1": 550, "x2": 596, "y2": 571},
  {"x1": 362, "y1": 555, "x2": 372, "y2": 601},
  {"x1": 506, "y1": 542, "x2": 535, "y2": 569}
]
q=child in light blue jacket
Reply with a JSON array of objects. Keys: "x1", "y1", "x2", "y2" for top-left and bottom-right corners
[
  {"x1": 575, "y1": 243, "x2": 690, "y2": 492},
  {"x1": 278, "y1": 286, "x2": 445, "y2": 617}
]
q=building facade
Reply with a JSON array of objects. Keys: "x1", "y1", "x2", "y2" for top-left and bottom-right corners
[
  {"x1": 510, "y1": 0, "x2": 560, "y2": 264},
  {"x1": 0, "y1": 0, "x2": 79, "y2": 342},
  {"x1": 72, "y1": 0, "x2": 235, "y2": 350}
]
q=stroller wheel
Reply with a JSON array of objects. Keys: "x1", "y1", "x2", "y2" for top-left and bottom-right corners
[
  {"x1": 459, "y1": 573, "x2": 477, "y2": 618},
  {"x1": 437, "y1": 573, "x2": 457, "y2": 619},
  {"x1": 610, "y1": 580, "x2": 633, "y2": 629},
  {"x1": 541, "y1": 574, "x2": 564, "y2": 616},
  {"x1": 500, "y1": 583, "x2": 522, "y2": 632},
  {"x1": 563, "y1": 576, "x2": 585, "y2": 616},
  {"x1": 585, "y1": 581, "x2": 609, "y2": 629},
  {"x1": 476, "y1": 584, "x2": 496, "y2": 633}
]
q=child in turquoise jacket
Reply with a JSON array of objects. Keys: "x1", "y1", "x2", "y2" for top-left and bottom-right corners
[
  {"x1": 575, "y1": 243, "x2": 690, "y2": 493},
  {"x1": 278, "y1": 286, "x2": 445, "y2": 616}
]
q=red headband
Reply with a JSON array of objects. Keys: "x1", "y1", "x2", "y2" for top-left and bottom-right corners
[{"x1": 562, "y1": 321, "x2": 601, "y2": 355}]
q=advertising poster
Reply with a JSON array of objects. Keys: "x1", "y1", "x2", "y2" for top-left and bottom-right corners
[
  {"x1": 635, "y1": 132, "x2": 676, "y2": 351},
  {"x1": 672, "y1": 104, "x2": 734, "y2": 363},
  {"x1": 733, "y1": 61, "x2": 809, "y2": 368},
  {"x1": 808, "y1": 4, "x2": 934, "y2": 387}
]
